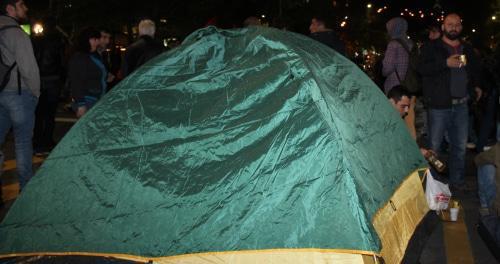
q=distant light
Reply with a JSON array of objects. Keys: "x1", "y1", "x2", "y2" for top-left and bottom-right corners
[
  {"x1": 261, "y1": 14, "x2": 266, "y2": 18},
  {"x1": 430, "y1": 12, "x2": 434, "y2": 16},
  {"x1": 405, "y1": 8, "x2": 408, "y2": 12},
  {"x1": 160, "y1": 18, "x2": 167, "y2": 23},
  {"x1": 367, "y1": 3, "x2": 372, "y2": 8},
  {"x1": 407, "y1": 36, "x2": 411, "y2": 39},
  {"x1": 340, "y1": 21, "x2": 347, "y2": 27},
  {"x1": 401, "y1": 12, "x2": 404, "y2": 16},
  {"x1": 344, "y1": 16, "x2": 348, "y2": 19},
  {"x1": 377, "y1": 8, "x2": 383, "y2": 13},
  {"x1": 472, "y1": 29, "x2": 476, "y2": 33},
  {"x1": 120, "y1": 48, "x2": 126, "y2": 51},
  {"x1": 492, "y1": 16, "x2": 497, "y2": 21},
  {"x1": 420, "y1": 14, "x2": 425, "y2": 18},
  {"x1": 33, "y1": 23, "x2": 44, "y2": 35},
  {"x1": 383, "y1": 6, "x2": 387, "y2": 9}
]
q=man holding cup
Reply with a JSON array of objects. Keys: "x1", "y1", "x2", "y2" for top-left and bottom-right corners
[{"x1": 418, "y1": 13, "x2": 482, "y2": 192}]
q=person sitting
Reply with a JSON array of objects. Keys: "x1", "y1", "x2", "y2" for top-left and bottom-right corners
[
  {"x1": 387, "y1": 85, "x2": 411, "y2": 118},
  {"x1": 475, "y1": 143, "x2": 500, "y2": 216}
]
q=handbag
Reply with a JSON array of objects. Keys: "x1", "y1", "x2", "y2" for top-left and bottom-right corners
[{"x1": 425, "y1": 169, "x2": 451, "y2": 211}]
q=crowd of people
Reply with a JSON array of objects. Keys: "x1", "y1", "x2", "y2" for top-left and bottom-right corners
[
  {"x1": 381, "y1": 13, "x2": 500, "y2": 218},
  {"x1": 0, "y1": 0, "x2": 167, "y2": 206},
  {"x1": 0, "y1": 0, "x2": 500, "y2": 222}
]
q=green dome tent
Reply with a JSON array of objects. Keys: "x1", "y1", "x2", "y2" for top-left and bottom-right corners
[{"x1": 0, "y1": 27, "x2": 428, "y2": 264}]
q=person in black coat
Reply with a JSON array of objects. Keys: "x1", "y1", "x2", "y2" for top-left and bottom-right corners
[
  {"x1": 68, "y1": 27, "x2": 108, "y2": 118},
  {"x1": 308, "y1": 14, "x2": 346, "y2": 56},
  {"x1": 32, "y1": 18, "x2": 66, "y2": 154},
  {"x1": 121, "y1": 19, "x2": 165, "y2": 78}
]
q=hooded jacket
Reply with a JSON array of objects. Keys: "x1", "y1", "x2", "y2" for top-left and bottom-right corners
[
  {"x1": 0, "y1": 15, "x2": 40, "y2": 96},
  {"x1": 382, "y1": 17, "x2": 414, "y2": 94}
]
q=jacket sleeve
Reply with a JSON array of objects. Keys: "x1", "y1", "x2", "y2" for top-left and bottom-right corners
[
  {"x1": 466, "y1": 45, "x2": 481, "y2": 89},
  {"x1": 474, "y1": 144, "x2": 499, "y2": 166},
  {"x1": 9, "y1": 28, "x2": 40, "y2": 96},
  {"x1": 417, "y1": 42, "x2": 448, "y2": 77},
  {"x1": 68, "y1": 55, "x2": 87, "y2": 106},
  {"x1": 120, "y1": 50, "x2": 130, "y2": 78}
]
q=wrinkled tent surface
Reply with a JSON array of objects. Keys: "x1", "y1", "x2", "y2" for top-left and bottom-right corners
[{"x1": 0, "y1": 27, "x2": 426, "y2": 263}]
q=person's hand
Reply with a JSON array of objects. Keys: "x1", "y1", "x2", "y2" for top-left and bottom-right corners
[
  {"x1": 420, "y1": 148, "x2": 434, "y2": 158},
  {"x1": 475, "y1": 87, "x2": 482, "y2": 102},
  {"x1": 76, "y1": 106, "x2": 87, "y2": 118},
  {"x1": 107, "y1": 73, "x2": 115, "y2": 83},
  {"x1": 446, "y1": 54, "x2": 462, "y2": 68}
]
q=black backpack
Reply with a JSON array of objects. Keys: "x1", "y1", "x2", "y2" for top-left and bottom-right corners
[
  {"x1": 0, "y1": 25, "x2": 21, "y2": 93},
  {"x1": 392, "y1": 39, "x2": 421, "y2": 94}
]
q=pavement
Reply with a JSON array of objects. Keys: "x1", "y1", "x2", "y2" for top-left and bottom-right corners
[{"x1": 0, "y1": 107, "x2": 499, "y2": 263}]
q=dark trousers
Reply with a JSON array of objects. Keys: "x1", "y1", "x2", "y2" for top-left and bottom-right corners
[
  {"x1": 33, "y1": 79, "x2": 61, "y2": 151},
  {"x1": 477, "y1": 90, "x2": 498, "y2": 152}
]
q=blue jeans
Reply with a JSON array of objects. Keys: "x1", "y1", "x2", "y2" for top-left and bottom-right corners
[
  {"x1": 477, "y1": 164, "x2": 496, "y2": 208},
  {"x1": 0, "y1": 90, "x2": 38, "y2": 190},
  {"x1": 428, "y1": 103, "x2": 468, "y2": 186}
]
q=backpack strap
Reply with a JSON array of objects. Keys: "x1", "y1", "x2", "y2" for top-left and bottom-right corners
[
  {"x1": 390, "y1": 39, "x2": 412, "y2": 84},
  {"x1": 392, "y1": 38, "x2": 412, "y2": 54},
  {"x1": 0, "y1": 25, "x2": 21, "y2": 33},
  {"x1": 0, "y1": 25, "x2": 22, "y2": 94}
]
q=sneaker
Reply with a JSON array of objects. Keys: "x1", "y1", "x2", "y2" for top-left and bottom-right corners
[{"x1": 466, "y1": 142, "x2": 476, "y2": 149}]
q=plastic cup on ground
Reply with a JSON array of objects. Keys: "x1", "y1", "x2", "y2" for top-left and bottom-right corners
[{"x1": 450, "y1": 208, "x2": 459, "y2": 221}]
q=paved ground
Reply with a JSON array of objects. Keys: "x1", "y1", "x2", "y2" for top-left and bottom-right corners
[{"x1": 0, "y1": 106, "x2": 499, "y2": 263}]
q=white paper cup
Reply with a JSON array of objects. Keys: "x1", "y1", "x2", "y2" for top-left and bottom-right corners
[{"x1": 450, "y1": 208, "x2": 459, "y2": 221}]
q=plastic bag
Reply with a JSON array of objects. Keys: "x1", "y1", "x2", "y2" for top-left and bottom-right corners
[{"x1": 425, "y1": 170, "x2": 451, "y2": 211}]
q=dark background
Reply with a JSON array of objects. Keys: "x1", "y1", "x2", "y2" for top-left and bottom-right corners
[{"x1": 23, "y1": 0, "x2": 500, "y2": 52}]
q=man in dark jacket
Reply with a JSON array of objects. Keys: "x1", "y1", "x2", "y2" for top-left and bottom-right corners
[
  {"x1": 417, "y1": 13, "x2": 482, "y2": 191},
  {"x1": 32, "y1": 18, "x2": 66, "y2": 155},
  {"x1": 309, "y1": 15, "x2": 346, "y2": 56},
  {"x1": 121, "y1": 19, "x2": 165, "y2": 78}
]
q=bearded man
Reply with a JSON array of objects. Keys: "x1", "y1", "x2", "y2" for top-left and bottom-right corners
[{"x1": 417, "y1": 13, "x2": 482, "y2": 191}]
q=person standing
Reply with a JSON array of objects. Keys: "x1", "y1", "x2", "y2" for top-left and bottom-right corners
[
  {"x1": 67, "y1": 27, "x2": 107, "y2": 118},
  {"x1": 32, "y1": 18, "x2": 66, "y2": 155},
  {"x1": 0, "y1": 0, "x2": 40, "y2": 192},
  {"x1": 382, "y1": 17, "x2": 417, "y2": 139},
  {"x1": 308, "y1": 14, "x2": 346, "y2": 56},
  {"x1": 418, "y1": 13, "x2": 482, "y2": 191},
  {"x1": 382, "y1": 17, "x2": 414, "y2": 94},
  {"x1": 121, "y1": 19, "x2": 165, "y2": 78}
]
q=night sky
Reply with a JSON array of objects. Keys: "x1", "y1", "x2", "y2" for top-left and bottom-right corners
[{"x1": 24, "y1": 0, "x2": 498, "y2": 41}]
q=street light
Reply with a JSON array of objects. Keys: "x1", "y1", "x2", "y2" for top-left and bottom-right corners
[{"x1": 33, "y1": 23, "x2": 43, "y2": 35}]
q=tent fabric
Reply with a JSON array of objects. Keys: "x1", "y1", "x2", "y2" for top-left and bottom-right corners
[{"x1": 0, "y1": 26, "x2": 426, "y2": 263}]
